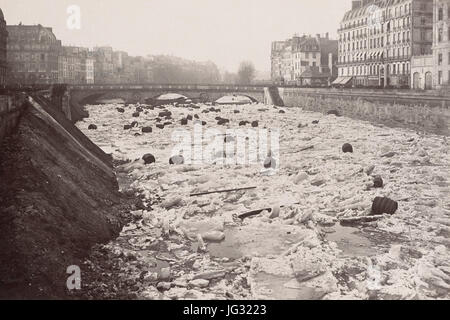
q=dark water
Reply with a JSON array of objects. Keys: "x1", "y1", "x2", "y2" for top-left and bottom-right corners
[{"x1": 325, "y1": 224, "x2": 379, "y2": 257}]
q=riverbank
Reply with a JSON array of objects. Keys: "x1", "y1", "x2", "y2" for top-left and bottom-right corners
[{"x1": 0, "y1": 97, "x2": 133, "y2": 299}]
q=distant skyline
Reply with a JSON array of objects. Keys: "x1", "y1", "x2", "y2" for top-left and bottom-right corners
[{"x1": 1, "y1": 0, "x2": 353, "y2": 72}]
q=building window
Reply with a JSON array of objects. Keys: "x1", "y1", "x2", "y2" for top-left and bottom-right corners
[
  {"x1": 438, "y1": 28, "x2": 443, "y2": 42},
  {"x1": 438, "y1": 71, "x2": 442, "y2": 85},
  {"x1": 438, "y1": 8, "x2": 443, "y2": 21},
  {"x1": 439, "y1": 53, "x2": 443, "y2": 65}
]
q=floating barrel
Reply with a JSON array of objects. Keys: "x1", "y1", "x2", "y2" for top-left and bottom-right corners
[
  {"x1": 142, "y1": 153, "x2": 156, "y2": 165},
  {"x1": 263, "y1": 156, "x2": 276, "y2": 169},
  {"x1": 342, "y1": 143, "x2": 353, "y2": 153},
  {"x1": 217, "y1": 118, "x2": 230, "y2": 125},
  {"x1": 373, "y1": 176, "x2": 383, "y2": 188},
  {"x1": 158, "y1": 111, "x2": 172, "y2": 118},
  {"x1": 371, "y1": 197, "x2": 398, "y2": 215}
]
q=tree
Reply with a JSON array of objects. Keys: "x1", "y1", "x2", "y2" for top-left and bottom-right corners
[
  {"x1": 222, "y1": 71, "x2": 237, "y2": 84},
  {"x1": 237, "y1": 61, "x2": 256, "y2": 84}
]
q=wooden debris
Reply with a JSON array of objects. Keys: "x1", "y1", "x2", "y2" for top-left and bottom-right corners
[
  {"x1": 190, "y1": 186, "x2": 256, "y2": 197},
  {"x1": 238, "y1": 202, "x2": 300, "y2": 220},
  {"x1": 285, "y1": 145, "x2": 314, "y2": 155},
  {"x1": 339, "y1": 215, "x2": 384, "y2": 226}
]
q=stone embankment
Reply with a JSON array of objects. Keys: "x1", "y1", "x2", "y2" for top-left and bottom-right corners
[
  {"x1": 0, "y1": 95, "x2": 130, "y2": 299},
  {"x1": 274, "y1": 88, "x2": 450, "y2": 136}
]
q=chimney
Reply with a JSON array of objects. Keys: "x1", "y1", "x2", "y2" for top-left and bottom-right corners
[
  {"x1": 352, "y1": 1, "x2": 362, "y2": 10},
  {"x1": 316, "y1": 33, "x2": 321, "y2": 39},
  {"x1": 328, "y1": 53, "x2": 333, "y2": 72},
  {"x1": 326, "y1": 32, "x2": 329, "y2": 40}
]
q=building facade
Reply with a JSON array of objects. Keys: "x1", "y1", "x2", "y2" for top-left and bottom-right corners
[
  {"x1": 0, "y1": 9, "x2": 7, "y2": 85},
  {"x1": 93, "y1": 46, "x2": 114, "y2": 83},
  {"x1": 84, "y1": 56, "x2": 95, "y2": 84},
  {"x1": 337, "y1": 0, "x2": 433, "y2": 88},
  {"x1": 271, "y1": 34, "x2": 338, "y2": 85},
  {"x1": 411, "y1": 0, "x2": 450, "y2": 89},
  {"x1": 58, "y1": 46, "x2": 94, "y2": 84},
  {"x1": 292, "y1": 36, "x2": 321, "y2": 81},
  {"x1": 6, "y1": 24, "x2": 62, "y2": 85},
  {"x1": 433, "y1": 0, "x2": 450, "y2": 88},
  {"x1": 271, "y1": 41, "x2": 285, "y2": 82}
]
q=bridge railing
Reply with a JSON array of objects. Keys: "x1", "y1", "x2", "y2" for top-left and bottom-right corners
[{"x1": 68, "y1": 83, "x2": 267, "y2": 91}]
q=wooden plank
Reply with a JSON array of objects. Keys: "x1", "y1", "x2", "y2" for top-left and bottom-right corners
[{"x1": 190, "y1": 186, "x2": 256, "y2": 197}]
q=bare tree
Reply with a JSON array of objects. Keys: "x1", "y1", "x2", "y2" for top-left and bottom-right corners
[{"x1": 237, "y1": 61, "x2": 256, "y2": 84}]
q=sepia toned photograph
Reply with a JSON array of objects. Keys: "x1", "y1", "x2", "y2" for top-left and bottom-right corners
[{"x1": 0, "y1": 0, "x2": 449, "y2": 305}]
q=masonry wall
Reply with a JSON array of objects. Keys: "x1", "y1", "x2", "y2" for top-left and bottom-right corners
[{"x1": 275, "y1": 87, "x2": 450, "y2": 136}]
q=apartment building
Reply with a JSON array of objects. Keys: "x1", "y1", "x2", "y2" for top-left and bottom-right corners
[{"x1": 336, "y1": 0, "x2": 433, "y2": 88}]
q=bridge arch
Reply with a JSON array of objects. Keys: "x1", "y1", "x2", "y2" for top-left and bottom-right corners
[{"x1": 68, "y1": 84, "x2": 265, "y2": 108}]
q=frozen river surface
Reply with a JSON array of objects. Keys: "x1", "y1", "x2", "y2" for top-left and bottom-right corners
[{"x1": 77, "y1": 101, "x2": 450, "y2": 300}]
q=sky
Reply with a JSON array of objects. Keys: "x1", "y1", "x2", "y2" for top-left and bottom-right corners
[{"x1": 0, "y1": 0, "x2": 352, "y2": 73}]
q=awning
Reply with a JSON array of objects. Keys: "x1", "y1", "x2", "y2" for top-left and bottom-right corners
[
  {"x1": 341, "y1": 76, "x2": 353, "y2": 85},
  {"x1": 332, "y1": 77, "x2": 344, "y2": 85},
  {"x1": 332, "y1": 76, "x2": 353, "y2": 85}
]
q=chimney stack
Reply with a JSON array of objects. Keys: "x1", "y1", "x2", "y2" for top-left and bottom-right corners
[
  {"x1": 316, "y1": 33, "x2": 321, "y2": 39},
  {"x1": 328, "y1": 53, "x2": 333, "y2": 73},
  {"x1": 326, "y1": 32, "x2": 329, "y2": 39}
]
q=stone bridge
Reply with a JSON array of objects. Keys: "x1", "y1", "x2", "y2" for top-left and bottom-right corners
[{"x1": 68, "y1": 84, "x2": 266, "y2": 106}]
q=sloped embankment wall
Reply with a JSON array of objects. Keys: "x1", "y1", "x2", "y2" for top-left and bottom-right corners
[{"x1": 0, "y1": 97, "x2": 127, "y2": 299}]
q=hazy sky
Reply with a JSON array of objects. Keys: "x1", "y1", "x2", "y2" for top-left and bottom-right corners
[{"x1": 1, "y1": 0, "x2": 352, "y2": 72}]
